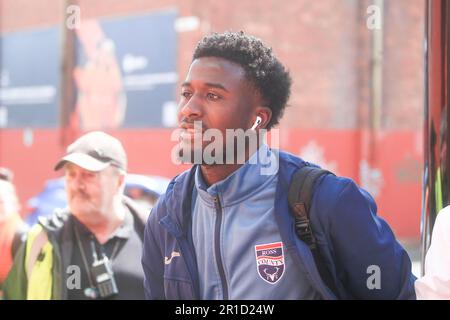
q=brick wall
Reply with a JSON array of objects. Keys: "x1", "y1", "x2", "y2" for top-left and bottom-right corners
[{"x1": 0, "y1": 0, "x2": 425, "y2": 130}]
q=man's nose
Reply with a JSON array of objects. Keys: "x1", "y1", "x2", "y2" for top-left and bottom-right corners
[
  {"x1": 68, "y1": 175, "x2": 85, "y2": 191},
  {"x1": 178, "y1": 95, "x2": 203, "y2": 121}
]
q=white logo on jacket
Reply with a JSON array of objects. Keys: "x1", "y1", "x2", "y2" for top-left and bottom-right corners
[{"x1": 164, "y1": 251, "x2": 181, "y2": 265}]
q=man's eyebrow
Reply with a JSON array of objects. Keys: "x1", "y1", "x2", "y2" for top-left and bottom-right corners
[
  {"x1": 181, "y1": 81, "x2": 229, "y2": 92},
  {"x1": 205, "y1": 83, "x2": 229, "y2": 92}
]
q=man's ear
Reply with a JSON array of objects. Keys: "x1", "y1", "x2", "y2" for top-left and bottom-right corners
[{"x1": 255, "y1": 107, "x2": 272, "y2": 129}]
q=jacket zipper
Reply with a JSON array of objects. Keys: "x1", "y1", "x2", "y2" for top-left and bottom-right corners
[{"x1": 214, "y1": 196, "x2": 229, "y2": 300}]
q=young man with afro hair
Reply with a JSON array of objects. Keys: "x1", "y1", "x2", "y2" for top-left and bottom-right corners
[{"x1": 142, "y1": 31, "x2": 416, "y2": 300}]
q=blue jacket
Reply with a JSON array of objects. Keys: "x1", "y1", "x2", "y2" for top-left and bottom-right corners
[{"x1": 142, "y1": 150, "x2": 416, "y2": 299}]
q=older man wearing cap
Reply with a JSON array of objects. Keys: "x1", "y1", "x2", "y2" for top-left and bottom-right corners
[{"x1": 3, "y1": 131, "x2": 147, "y2": 300}]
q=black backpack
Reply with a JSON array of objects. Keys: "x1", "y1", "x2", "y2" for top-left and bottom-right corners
[{"x1": 288, "y1": 165, "x2": 339, "y2": 297}]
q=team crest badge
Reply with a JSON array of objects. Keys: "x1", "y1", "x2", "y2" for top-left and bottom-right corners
[{"x1": 254, "y1": 241, "x2": 285, "y2": 284}]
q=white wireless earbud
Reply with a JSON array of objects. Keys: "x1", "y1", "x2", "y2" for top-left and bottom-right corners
[{"x1": 251, "y1": 116, "x2": 262, "y2": 130}]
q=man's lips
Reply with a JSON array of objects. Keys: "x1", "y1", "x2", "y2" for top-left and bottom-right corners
[
  {"x1": 179, "y1": 123, "x2": 206, "y2": 135},
  {"x1": 178, "y1": 121, "x2": 207, "y2": 145},
  {"x1": 179, "y1": 124, "x2": 205, "y2": 131},
  {"x1": 71, "y1": 192, "x2": 90, "y2": 200}
]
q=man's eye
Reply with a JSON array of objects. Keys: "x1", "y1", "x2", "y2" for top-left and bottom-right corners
[
  {"x1": 83, "y1": 172, "x2": 96, "y2": 179},
  {"x1": 206, "y1": 92, "x2": 220, "y2": 101},
  {"x1": 181, "y1": 91, "x2": 192, "y2": 98}
]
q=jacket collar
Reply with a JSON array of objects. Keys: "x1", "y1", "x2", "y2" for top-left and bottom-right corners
[{"x1": 194, "y1": 144, "x2": 277, "y2": 207}]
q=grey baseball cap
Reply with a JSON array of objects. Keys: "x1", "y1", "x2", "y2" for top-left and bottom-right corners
[{"x1": 54, "y1": 131, "x2": 127, "y2": 172}]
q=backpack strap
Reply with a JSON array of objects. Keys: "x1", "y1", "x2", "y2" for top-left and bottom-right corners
[{"x1": 288, "y1": 165, "x2": 339, "y2": 296}]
